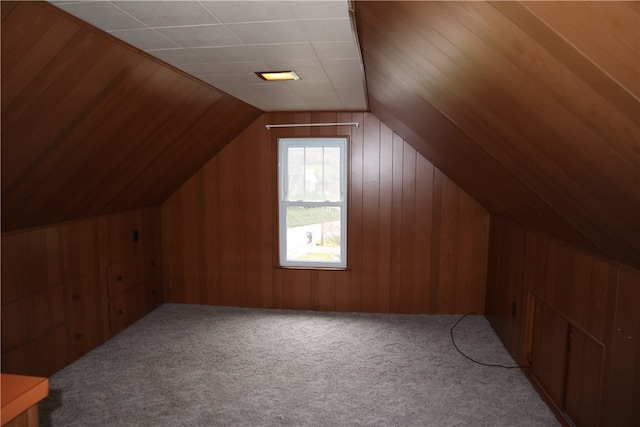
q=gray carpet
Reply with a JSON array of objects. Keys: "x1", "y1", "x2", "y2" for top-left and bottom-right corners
[{"x1": 40, "y1": 304, "x2": 559, "y2": 426}]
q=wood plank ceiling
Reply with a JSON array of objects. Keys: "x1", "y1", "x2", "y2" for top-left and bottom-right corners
[
  {"x1": 355, "y1": 1, "x2": 640, "y2": 270},
  {"x1": 1, "y1": 1, "x2": 262, "y2": 232}
]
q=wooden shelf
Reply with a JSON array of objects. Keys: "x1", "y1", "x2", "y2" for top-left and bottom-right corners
[{"x1": 1, "y1": 374, "x2": 49, "y2": 426}]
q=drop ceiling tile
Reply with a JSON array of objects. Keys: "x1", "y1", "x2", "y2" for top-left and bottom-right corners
[
  {"x1": 246, "y1": 82, "x2": 301, "y2": 96},
  {"x1": 187, "y1": 45, "x2": 257, "y2": 62},
  {"x1": 181, "y1": 60, "x2": 269, "y2": 76},
  {"x1": 179, "y1": 63, "x2": 229, "y2": 76},
  {"x1": 199, "y1": 73, "x2": 264, "y2": 89},
  {"x1": 250, "y1": 43, "x2": 317, "y2": 62},
  {"x1": 290, "y1": 83, "x2": 342, "y2": 103},
  {"x1": 53, "y1": 1, "x2": 145, "y2": 31},
  {"x1": 303, "y1": 19, "x2": 353, "y2": 42},
  {"x1": 340, "y1": 97, "x2": 367, "y2": 111},
  {"x1": 200, "y1": 1, "x2": 296, "y2": 23},
  {"x1": 290, "y1": 65, "x2": 331, "y2": 82},
  {"x1": 146, "y1": 48, "x2": 202, "y2": 65},
  {"x1": 312, "y1": 42, "x2": 358, "y2": 60},
  {"x1": 239, "y1": 84, "x2": 306, "y2": 110},
  {"x1": 156, "y1": 24, "x2": 241, "y2": 48},
  {"x1": 114, "y1": 1, "x2": 219, "y2": 27},
  {"x1": 109, "y1": 29, "x2": 178, "y2": 50},
  {"x1": 323, "y1": 58, "x2": 364, "y2": 77},
  {"x1": 226, "y1": 21, "x2": 307, "y2": 45},
  {"x1": 289, "y1": 1, "x2": 349, "y2": 20}
]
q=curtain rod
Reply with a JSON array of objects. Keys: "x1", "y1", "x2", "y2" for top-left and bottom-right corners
[{"x1": 265, "y1": 122, "x2": 359, "y2": 130}]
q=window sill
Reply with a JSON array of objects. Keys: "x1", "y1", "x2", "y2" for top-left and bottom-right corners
[{"x1": 275, "y1": 266, "x2": 351, "y2": 272}]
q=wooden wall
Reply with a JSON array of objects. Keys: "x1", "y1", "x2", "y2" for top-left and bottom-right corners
[
  {"x1": 1, "y1": 207, "x2": 163, "y2": 377},
  {"x1": 1, "y1": 1, "x2": 262, "y2": 232},
  {"x1": 486, "y1": 216, "x2": 639, "y2": 427},
  {"x1": 356, "y1": 1, "x2": 640, "y2": 271},
  {"x1": 162, "y1": 112, "x2": 489, "y2": 314}
]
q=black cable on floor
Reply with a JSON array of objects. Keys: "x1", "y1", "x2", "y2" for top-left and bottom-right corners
[{"x1": 450, "y1": 312, "x2": 530, "y2": 369}]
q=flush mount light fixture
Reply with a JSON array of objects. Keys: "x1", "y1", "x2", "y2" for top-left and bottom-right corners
[{"x1": 256, "y1": 71, "x2": 300, "y2": 81}]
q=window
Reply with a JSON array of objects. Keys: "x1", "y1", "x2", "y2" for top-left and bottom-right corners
[{"x1": 278, "y1": 137, "x2": 347, "y2": 268}]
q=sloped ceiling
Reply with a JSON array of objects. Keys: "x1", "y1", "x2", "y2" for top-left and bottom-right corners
[
  {"x1": 355, "y1": 1, "x2": 640, "y2": 270},
  {"x1": 2, "y1": 1, "x2": 639, "y2": 272},
  {"x1": 1, "y1": 1, "x2": 262, "y2": 231}
]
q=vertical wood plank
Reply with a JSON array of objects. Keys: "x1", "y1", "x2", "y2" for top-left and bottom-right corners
[
  {"x1": 317, "y1": 270, "x2": 336, "y2": 311},
  {"x1": 429, "y1": 169, "x2": 443, "y2": 312},
  {"x1": 243, "y1": 122, "x2": 261, "y2": 308},
  {"x1": 1, "y1": 234, "x2": 25, "y2": 303},
  {"x1": 455, "y1": 190, "x2": 475, "y2": 312},
  {"x1": 377, "y1": 122, "x2": 394, "y2": 313},
  {"x1": 412, "y1": 155, "x2": 434, "y2": 313},
  {"x1": 604, "y1": 267, "x2": 640, "y2": 427},
  {"x1": 565, "y1": 327, "x2": 604, "y2": 427},
  {"x1": 233, "y1": 137, "x2": 247, "y2": 307},
  {"x1": 293, "y1": 269, "x2": 311, "y2": 310},
  {"x1": 204, "y1": 153, "x2": 222, "y2": 305},
  {"x1": 399, "y1": 143, "x2": 416, "y2": 313},
  {"x1": 180, "y1": 175, "x2": 201, "y2": 304},
  {"x1": 437, "y1": 174, "x2": 460, "y2": 313},
  {"x1": 281, "y1": 269, "x2": 296, "y2": 310},
  {"x1": 349, "y1": 112, "x2": 364, "y2": 311},
  {"x1": 196, "y1": 170, "x2": 208, "y2": 305},
  {"x1": 361, "y1": 113, "x2": 380, "y2": 312},
  {"x1": 389, "y1": 133, "x2": 404, "y2": 312}
]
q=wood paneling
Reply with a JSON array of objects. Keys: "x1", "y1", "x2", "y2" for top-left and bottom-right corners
[
  {"x1": 355, "y1": 1, "x2": 640, "y2": 271},
  {"x1": 604, "y1": 267, "x2": 640, "y2": 426},
  {"x1": 532, "y1": 300, "x2": 570, "y2": 410},
  {"x1": 486, "y1": 216, "x2": 639, "y2": 426},
  {"x1": 1, "y1": 1, "x2": 262, "y2": 232},
  {"x1": 1, "y1": 206, "x2": 163, "y2": 377},
  {"x1": 565, "y1": 327, "x2": 605, "y2": 427},
  {"x1": 522, "y1": 1, "x2": 639, "y2": 98},
  {"x1": 523, "y1": 233, "x2": 617, "y2": 344},
  {"x1": 485, "y1": 217, "x2": 528, "y2": 364},
  {"x1": 163, "y1": 112, "x2": 489, "y2": 314}
]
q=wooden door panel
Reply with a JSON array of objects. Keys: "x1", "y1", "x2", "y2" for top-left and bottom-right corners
[
  {"x1": 109, "y1": 285, "x2": 146, "y2": 336},
  {"x1": 565, "y1": 327, "x2": 604, "y2": 427},
  {"x1": 69, "y1": 309, "x2": 104, "y2": 362},
  {"x1": 532, "y1": 300, "x2": 570, "y2": 409},
  {"x1": 604, "y1": 268, "x2": 640, "y2": 426},
  {"x1": 106, "y1": 256, "x2": 144, "y2": 298}
]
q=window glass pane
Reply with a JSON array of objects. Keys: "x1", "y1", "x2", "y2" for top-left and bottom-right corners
[
  {"x1": 323, "y1": 146, "x2": 341, "y2": 202},
  {"x1": 303, "y1": 146, "x2": 323, "y2": 202},
  {"x1": 287, "y1": 147, "x2": 305, "y2": 201},
  {"x1": 285, "y1": 206, "x2": 342, "y2": 263}
]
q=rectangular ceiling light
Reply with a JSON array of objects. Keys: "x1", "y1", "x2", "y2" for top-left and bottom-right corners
[{"x1": 256, "y1": 71, "x2": 300, "y2": 81}]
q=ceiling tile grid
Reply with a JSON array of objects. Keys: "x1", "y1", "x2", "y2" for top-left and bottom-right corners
[{"x1": 49, "y1": 0, "x2": 368, "y2": 112}]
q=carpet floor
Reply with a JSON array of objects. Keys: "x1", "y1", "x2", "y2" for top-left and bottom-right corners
[{"x1": 40, "y1": 304, "x2": 559, "y2": 426}]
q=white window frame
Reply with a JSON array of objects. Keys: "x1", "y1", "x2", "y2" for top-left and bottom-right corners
[{"x1": 278, "y1": 137, "x2": 348, "y2": 268}]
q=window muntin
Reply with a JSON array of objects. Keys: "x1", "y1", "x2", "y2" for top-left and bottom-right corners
[{"x1": 279, "y1": 138, "x2": 347, "y2": 268}]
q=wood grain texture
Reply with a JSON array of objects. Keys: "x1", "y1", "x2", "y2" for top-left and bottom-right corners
[
  {"x1": 1, "y1": 2, "x2": 262, "y2": 232},
  {"x1": 162, "y1": 112, "x2": 489, "y2": 314},
  {"x1": 1, "y1": 206, "x2": 163, "y2": 377},
  {"x1": 532, "y1": 300, "x2": 570, "y2": 410},
  {"x1": 565, "y1": 327, "x2": 605, "y2": 427},
  {"x1": 486, "y1": 216, "x2": 638, "y2": 426},
  {"x1": 485, "y1": 217, "x2": 528, "y2": 365},
  {"x1": 522, "y1": 1, "x2": 639, "y2": 98},
  {"x1": 355, "y1": 1, "x2": 640, "y2": 271},
  {"x1": 604, "y1": 267, "x2": 640, "y2": 426}
]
